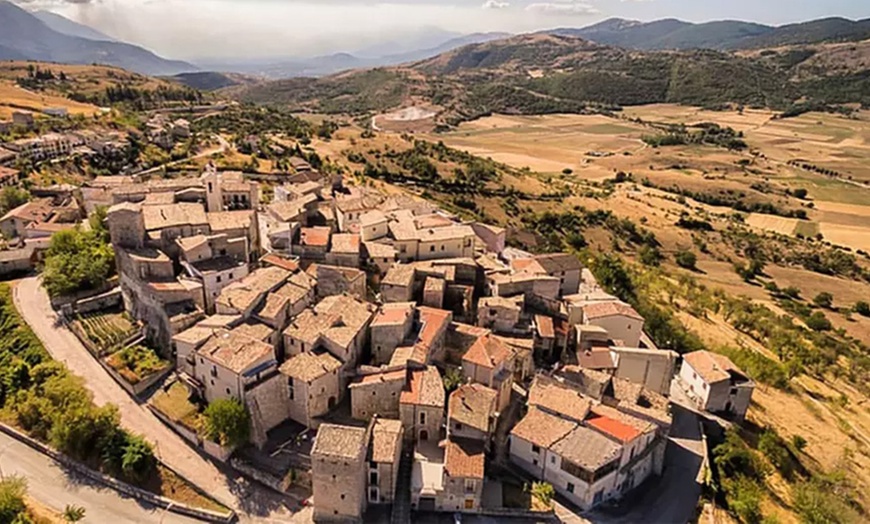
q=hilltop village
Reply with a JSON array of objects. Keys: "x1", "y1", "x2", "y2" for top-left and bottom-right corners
[{"x1": 29, "y1": 154, "x2": 752, "y2": 521}]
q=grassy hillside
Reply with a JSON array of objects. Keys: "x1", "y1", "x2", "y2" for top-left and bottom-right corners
[{"x1": 232, "y1": 34, "x2": 870, "y2": 125}]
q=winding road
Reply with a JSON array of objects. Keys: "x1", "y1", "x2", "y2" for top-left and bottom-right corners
[{"x1": 12, "y1": 277, "x2": 299, "y2": 523}]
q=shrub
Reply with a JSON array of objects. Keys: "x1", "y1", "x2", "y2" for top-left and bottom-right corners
[
  {"x1": 812, "y1": 292, "x2": 834, "y2": 309},
  {"x1": 791, "y1": 435, "x2": 807, "y2": 452},
  {"x1": 675, "y1": 250, "x2": 698, "y2": 270},
  {"x1": 854, "y1": 301, "x2": 870, "y2": 317},
  {"x1": 529, "y1": 481, "x2": 555, "y2": 506},
  {"x1": 782, "y1": 286, "x2": 801, "y2": 299},
  {"x1": 793, "y1": 478, "x2": 859, "y2": 524},
  {"x1": 805, "y1": 311, "x2": 832, "y2": 332},
  {"x1": 42, "y1": 226, "x2": 115, "y2": 298},
  {"x1": 724, "y1": 476, "x2": 763, "y2": 523},
  {"x1": 121, "y1": 435, "x2": 155, "y2": 483},
  {"x1": 638, "y1": 245, "x2": 663, "y2": 267},
  {"x1": 203, "y1": 398, "x2": 251, "y2": 448},
  {"x1": 0, "y1": 476, "x2": 27, "y2": 524},
  {"x1": 792, "y1": 188, "x2": 808, "y2": 199}
]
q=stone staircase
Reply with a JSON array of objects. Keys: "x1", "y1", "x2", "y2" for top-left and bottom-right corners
[{"x1": 390, "y1": 443, "x2": 414, "y2": 524}]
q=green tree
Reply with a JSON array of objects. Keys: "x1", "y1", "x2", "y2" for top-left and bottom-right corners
[
  {"x1": 203, "y1": 398, "x2": 251, "y2": 448},
  {"x1": 853, "y1": 301, "x2": 870, "y2": 317},
  {"x1": 638, "y1": 245, "x2": 662, "y2": 267},
  {"x1": 805, "y1": 311, "x2": 832, "y2": 332},
  {"x1": 442, "y1": 367, "x2": 463, "y2": 393},
  {"x1": 42, "y1": 227, "x2": 115, "y2": 297},
  {"x1": 725, "y1": 476, "x2": 762, "y2": 523},
  {"x1": 812, "y1": 292, "x2": 834, "y2": 309},
  {"x1": 0, "y1": 187, "x2": 29, "y2": 217},
  {"x1": 529, "y1": 481, "x2": 555, "y2": 507},
  {"x1": 0, "y1": 476, "x2": 27, "y2": 524},
  {"x1": 675, "y1": 250, "x2": 697, "y2": 270},
  {"x1": 120, "y1": 435, "x2": 155, "y2": 483}
]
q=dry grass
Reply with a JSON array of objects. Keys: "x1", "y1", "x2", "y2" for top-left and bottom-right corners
[{"x1": 0, "y1": 82, "x2": 100, "y2": 120}]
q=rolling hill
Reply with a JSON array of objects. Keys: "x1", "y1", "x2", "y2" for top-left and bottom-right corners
[
  {"x1": 0, "y1": 0, "x2": 196, "y2": 76},
  {"x1": 231, "y1": 32, "x2": 870, "y2": 123}
]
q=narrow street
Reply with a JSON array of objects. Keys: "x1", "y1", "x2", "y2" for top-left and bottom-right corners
[{"x1": 12, "y1": 277, "x2": 298, "y2": 523}]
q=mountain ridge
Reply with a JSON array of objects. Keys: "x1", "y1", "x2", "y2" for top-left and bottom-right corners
[{"x1": 0, "y1": 0, "x2": 196, "y2": 76}]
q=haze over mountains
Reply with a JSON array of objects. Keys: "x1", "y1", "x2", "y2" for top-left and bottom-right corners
[
  {"x1": 0, "y1": 0, "x2": 195, "y2": 76},
  {"x1": 2, "y1": 0, "x2": 869, "y2": 84}
]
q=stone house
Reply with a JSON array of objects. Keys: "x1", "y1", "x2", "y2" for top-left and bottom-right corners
[
  {"x1": 253, "y1": 280, "x2": 315, "y2": 332},
  {"x1": 206, "y1": 210, "x2": 260, "y2": 263},
  {"x1": 610, "y1": 347, "x2": 678, "y2": 396},
  {"x1": 399, "y1": 366, "x2": 445, "y2": 443},
  {"x1": 177, "y1": 234, "x2": 249, "y2": 313},
  {"x1": 381, "y1": 264, "x2": 415, "y2": 303},
  {"x1": 679, "y1": 350, "x2": 755, "y2": 420},
  {"x1": 193, "y1": 323, "x2": 278, "y2": 404},
  {"x1": 487, "y1": 272, "x2": 560, "y2": 301},
  {"x1": 533, "y1": 253, "x2": 583, "y2": 296},
  {"x1": 461, "y1": 334, "x2": 514, "y2": 412},
  {"x1": 336, "y1": 194, "x2": 384, "y2": 233},
  {"x1": 350, "y1": 368, "x2": 407, "y2": 421},
  {"x1": 476, "y1": 295, "x2": 523, "y2": 334},
  {"x1": 510, "y1": 374, "x2": 661, "y2": 511},
  {"x1": 359, "y1": 210, "x2": 389, "y2": 242},
  {"x1": 422, "y1": 276, "x2": 445, "y2": 309},
  {"x1": 412, "y1": 306, "x2": 453, "y2": 365},
  {"x1": 447, "y1": 384, "x2": 497, "y2": 446},
  {"x1": 280, "y1": 350, "x2": 342, "y2": 427},
  {"x1": 370, "y1": 302, "x2": 415, "y2": 365},
  {"x1": 307, "y1": 264, "x2": 366, "y2": 300},
  {"x1": 582, "y1": 301, "x2": 645, "y2": 348},
  {"x1": 367, "y1": 418, "x2": 403, "y2": 505},
  {"x1": 293, "y1": 226, "x2": 331, "y2": 262},
  {"x1": 362, "y1": 241, "x2": 397, "y2": 275},
  {"x1": 311, "y1": 424, "x2": 370, "y2": 522},
  {"x1": 325, "y1": 233, "x2": 361, "y2": 268},
  {"x1": 214, "y1": 266, "x2": 291, "y2": 318},
  {"x1": 440, "y1": 438, "x2": 485, "y2": 513}
]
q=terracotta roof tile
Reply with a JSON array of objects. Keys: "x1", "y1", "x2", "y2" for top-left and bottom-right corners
[
  {"x1": 444, "y1": 438, "x2": 485, "y2": 479},
  {"x1": 400, "y1": 366, "x2": 444, "y2": 407},
  {"x1": 683, "y1": 350, "x2": 749, "y2": 385},
  {"x1": 448, "y1": 384, "x2": 497, "y2": 434},
  {"x1": 528, "y1": 375, "x2": 592, "y2": 422},
  {"x1": 583, "y1": 301, "x2": 644, "y2": 322},
  {"x1": 462, "y1": 334, "x2": 511, "y2": 370},
  {"x1": 511, "y1": 407, "x2": 577, "y2": 448}
]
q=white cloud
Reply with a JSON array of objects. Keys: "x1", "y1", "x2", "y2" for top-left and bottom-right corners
[
  {"x1": 482, "y1": 0, "x2": 510, "y2": 8},
  {"x1": 525, "y1": 2, "x2": 599, "y2": 15}
]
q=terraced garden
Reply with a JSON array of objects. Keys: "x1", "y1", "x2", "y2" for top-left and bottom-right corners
[
  {"x1": 72, "y1": 310, "x2": 141, "y2": 356},
  {"x1": 106, "y1": 344, "x2": 171, "y2": 385}
]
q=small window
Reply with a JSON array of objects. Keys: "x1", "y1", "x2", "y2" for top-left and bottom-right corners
[
  {"x1": 226, "y1": 387, "x2": 231, "y2": 395},
  {"x1": 532, "y1": 445, "x2": 540, "y2": 454},
  {"x1": 455, "y1": 422, "x2": 463, "y2": 431},
  {"x1": 216, "y1": 276, "x2": 222, "y2": 283},
  {"x1": 430, "y1": 246, "x2": 435, "y2": 252},
  {"x1": 567, "y1": 483, "x2": 575, "y2": 494},
  {"x1": 420, "y1": 412, "x2": 426, "y2": 425},
  {"x1": 550, "y1": 456, "x2": 555, "y2": 464}
]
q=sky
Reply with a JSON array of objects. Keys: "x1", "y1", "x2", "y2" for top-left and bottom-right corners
[{"x1": 14, "y1": 0, "x2": 870, "y2": 61}]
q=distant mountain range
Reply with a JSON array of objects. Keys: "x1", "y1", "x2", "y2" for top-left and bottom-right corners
[
  {"x1": 544, "y1": 16, "x2": 870, "y2": 51},
  {"x1": 0, "y1": 0, "x2": 196, "y2": 76},
  {"x1": 195, "y1": 32, "x2": 512, "y2": 80}
]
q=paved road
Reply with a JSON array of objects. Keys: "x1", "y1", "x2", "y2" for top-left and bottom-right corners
[
  {"x1": 554, "y1": 403, "x2": 705, "y2": 524},
  {"x1": 0, "y1": 431, "x2": 201, "y2": 524},
  {"x1": 13, "y1": 277, "x2": 298, "y2": 523}
]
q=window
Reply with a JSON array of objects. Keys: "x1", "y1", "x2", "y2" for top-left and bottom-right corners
[
  {"x1": 288, "y1": 379, "x2": 294, "y2": 400},
  {"x1": 567, "y1": 483, "x2": 575, "y2": 494},
  {"x1": 216, "y1": 276, "x2": 222, "y2": 283},
  {"x1": 464, "y1": 499, "x2": 474, "y2": 510},
  {"x1": 430, "y1": 246, "x2": 435, "y2": 252},
  {"x1": 533, "y1": 458, "x2": 538, "y2": 466},
  {"x1": 550, "y1": 456, "x2": 556, "y2": 464},
  {"x1": 229, "y1": 273, "x2": 234, "y2": 279},
  {"x1": 420, "y1": 412, "x2": 426, "y2": 425},
  {"x1": 532, "y1": 445, "x2": 541, "y2": 454},
  {"x1": 702, "y1": 383, "x2": 707, "y2": 390},
  {"x1": 370, "y1": 471, "x2": 378, "y2": 485},
  {"x1": 226, "y1": 387, "x2": 231, "y2": 395},
  {"x1": 455, "y1": 422, "x2": 463, "y2": 431},
  {"x1": 465, "y1": 480, "x2": 475, "y2": 493}
]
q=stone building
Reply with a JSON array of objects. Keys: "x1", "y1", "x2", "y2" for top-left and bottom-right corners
[
  {"x1": 367, "y1": 418, "x2": 403, "y2": 505},
  {"x1": 381, "y1": 264, "x2": 415, "y2": 303},
  {"x1": 679, "y1": 350, "x2": 755, "y2": 420},
  {"x1": 461, "y1": 334, "x2": 514, "y2": 412},
  {"x1": 311, "y1": 424, "x2": 370, "y2": 522},
  {"x1": 447, "y1": 384, "x2": 497, "y2": 445},
  {"x1": 399, "y1": 366, "x2": 445, "y2": 443},
  {"x1": 476, "y1": 295, "x2": 523, "y2": 334},
  {"x1": 439, "y1": 438, "x2": 485, "y2": 513},
  {"x1": 307, "y1": 264, "x2": 366, "y2": 300},
  {"x1": 350, "y1": 368, "x2": 407, "y2": 421},
  {"x1": 370, "y1": 302, "x2": 415, "y2": 365},
  {"x1": 280, "y1": 351, "x2": 342, "y2": 427}
]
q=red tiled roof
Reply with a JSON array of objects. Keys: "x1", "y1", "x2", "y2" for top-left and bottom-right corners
[
  {"x1": 586, "y1": 413, "x2": 642, "y2": 443},
  {"x1": 462, "y1": 334, "x2": 511, "y2": 369},
  {"x1": 400, "y1": 366, "x2": 444, "y2": 407},
  {"x1": 535, "y1": 315, "x2": 555, "y2": 339},
  {"x1": 415, "y1": 306, "x2": 452, "y2": 350},
  {"x1": 300, "y1": 226, "x2": 330, "y2": 247},
  {"x1": 444, "y1": 438, "x2": 485, "y2": 479},
  {"x1": 261, "y1": 253, "x2": 299, "y2": 272}
]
